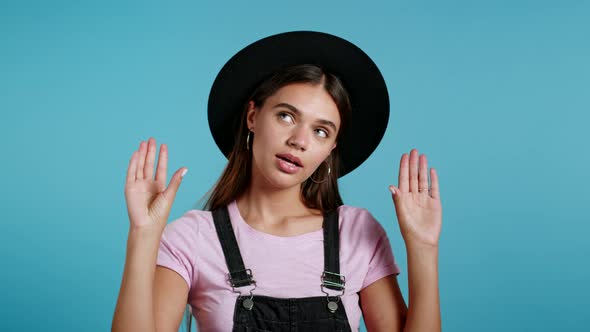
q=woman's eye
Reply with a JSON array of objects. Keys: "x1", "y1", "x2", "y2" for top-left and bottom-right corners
[
  {"x1": 278, "y1": 112, "x2": 294, "y2": 123},
  {"x1": 316, "y1": 128, "x2": 329, "y2": 138},
  {"x1": 278, "y1": 112, "x2": 328, "y2": 138}
]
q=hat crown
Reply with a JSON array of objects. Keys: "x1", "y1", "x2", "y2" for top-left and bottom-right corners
[{"x1": 208, "y1": 30, "x2": 390, "y2": 178}]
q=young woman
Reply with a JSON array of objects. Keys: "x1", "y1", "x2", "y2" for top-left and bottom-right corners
[{"x1": 113, "y1": 31, "x2": 442, "y2": 332}]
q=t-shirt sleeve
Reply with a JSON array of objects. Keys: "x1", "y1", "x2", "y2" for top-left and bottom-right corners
[
  {"x1": 156, "y1": 211, "x2": 199, "y2": 290},
  {"x1": 360, "y1": 210, "x2": 401, "y2": 290}
]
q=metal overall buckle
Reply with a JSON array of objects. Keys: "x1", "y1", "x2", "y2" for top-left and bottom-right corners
[
  {"x1": 227, "y1": 269, "x2": 257, "y2": 311},
  {"x1": 321, "y1": 271, "x2": 346, "y2": 313}
]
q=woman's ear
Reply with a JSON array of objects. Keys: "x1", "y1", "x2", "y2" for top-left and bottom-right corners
[{"x1": 246, "y1": 100, "x2": 257, "y2": 131}]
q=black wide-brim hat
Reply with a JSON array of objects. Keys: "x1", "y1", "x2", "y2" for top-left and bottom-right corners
[{"x1": 208, "y1": 30, "x2": 390, "y2": 178}]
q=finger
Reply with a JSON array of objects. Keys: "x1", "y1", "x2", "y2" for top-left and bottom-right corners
[
  {"x1": 163, "y1": 167, "x2": 187, "y2": 203},
  {"x1": 409, "y1": 148, "x2": 419, "y2": 193},
  {"x1": 126, "y1": 151, "x2": 138, "y2": 184},
  {"x1": 136, "y1": 141, "x2": 146, "y2": 180},
  {"x1": 144, "y1": 137, "x2": 156, "y2": 180},
  {"x1": 398, "y1": 153, "x2": 409, "y2": 192},
  {"x1": 389, "y1": 184, "x2": 399, "y2": 201},
  {"x1": 155, "y1": 143, "x2": 168, "y2": 189},
  {"x1": 419, "y1": 154, "x2": 429, "y2": 193},
  {"x1": 430, "y1": 168, "x2": 440, "y2": 200}
]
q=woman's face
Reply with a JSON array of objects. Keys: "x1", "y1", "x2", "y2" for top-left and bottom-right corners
[{"x1": 246, "y1": 82, "x2": 340, "y2": 189}]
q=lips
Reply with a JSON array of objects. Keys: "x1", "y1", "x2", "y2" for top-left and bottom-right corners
[{"x1": 276, "y1": 153, "x2": 303, "y2": 167}]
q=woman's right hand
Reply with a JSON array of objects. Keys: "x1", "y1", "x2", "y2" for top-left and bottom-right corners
[{"x1": 124, "y1": 137, "x2": 188, "y2": 235}]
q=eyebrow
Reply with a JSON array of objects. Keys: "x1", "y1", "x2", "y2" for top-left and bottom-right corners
[{"x1": 271, "y1": 102, "x2": 338, "y2": 132}]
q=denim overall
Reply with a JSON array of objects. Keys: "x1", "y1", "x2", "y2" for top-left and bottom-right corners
[{"x1": 212, "y1": 206, "x2": 352, "y2": 332}]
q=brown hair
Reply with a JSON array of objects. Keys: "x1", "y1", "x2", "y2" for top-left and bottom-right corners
[
  {"x1": 184, "y1": 64, "x2": 353, "y2": 331},
  {"x1": 204, "y1": 63, "x2": 352, "y2": 211}
]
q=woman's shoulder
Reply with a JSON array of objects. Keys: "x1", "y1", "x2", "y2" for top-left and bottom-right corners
[
  {"x1": 162, "y1": 208, "x2": 214, "y2": 236},
  {"x1": 336, "y1": 204, "x2": 385, "y2": 231},
  {"x1": 335, "y1": 204, "x2": 390, "y2": 250},
  {"x1": 336, "y1": 204, "x2": 375, "y2": 221}
]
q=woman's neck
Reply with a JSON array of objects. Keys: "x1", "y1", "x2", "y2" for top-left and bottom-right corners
[{"x1": 236, "y1": 185, "x2": 319, "y2": 227}]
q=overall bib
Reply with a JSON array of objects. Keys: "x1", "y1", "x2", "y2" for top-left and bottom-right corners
[{"x1": 212, "y1": 206, "x2": 353, "y2": 332}]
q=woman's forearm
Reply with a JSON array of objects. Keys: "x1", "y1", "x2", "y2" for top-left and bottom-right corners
[
  {"x1": 403, "y1": 245, "x2": 441, "y2": 332},
  {"x1": 112, "y1": 227, "x2": 162, "y2": 332}
]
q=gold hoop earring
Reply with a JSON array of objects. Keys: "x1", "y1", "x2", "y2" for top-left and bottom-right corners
[{"x1": 309, "y1": 159, "x2": 332, "y2": 184}]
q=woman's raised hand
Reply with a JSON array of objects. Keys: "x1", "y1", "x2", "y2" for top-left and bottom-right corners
[
  {"x1": 389, "y1": 148, "x2": 442, "y2": 250},
  {"x1": 124, "y1": 137, "x2": 188, "y2": 234}
]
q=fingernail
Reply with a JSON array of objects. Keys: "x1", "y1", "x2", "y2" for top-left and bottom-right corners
[
  {"x1": 181, "y1": 168, "x2": 188, "y2": 177},
  {"x1": 389, "y1": 186, "x2": 395, "y2": 195}
]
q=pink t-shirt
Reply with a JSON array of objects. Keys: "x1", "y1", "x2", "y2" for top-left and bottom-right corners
[{"x1": 156, "y1": 199, "x2": 401, "y2": 332}]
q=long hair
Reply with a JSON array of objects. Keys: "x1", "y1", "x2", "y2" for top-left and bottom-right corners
[
  {"x1": 184, "y1": 64, "x2": 353, "y2": 331},
  {"x1": 203, "y1": 63, "x2": 352, "y2": 212}
]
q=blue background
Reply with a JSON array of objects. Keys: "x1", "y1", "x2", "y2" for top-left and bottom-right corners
[{"x1": 1, "y1": 0, "x2": 588, "y2": 331}]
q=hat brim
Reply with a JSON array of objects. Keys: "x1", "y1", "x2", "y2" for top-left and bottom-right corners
[{"x1": 208, "y1": 30, "x2": 390, "y2": 178}]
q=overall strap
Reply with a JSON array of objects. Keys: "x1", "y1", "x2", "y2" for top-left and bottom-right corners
[
  {"x1": 322, "y1": 209, "x2": 346, "y2": 292},
  {"x1": 212, "y1": 206, "x2": 255, "y2": 288}
]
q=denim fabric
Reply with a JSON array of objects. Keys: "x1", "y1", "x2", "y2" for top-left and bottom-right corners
[{"x1": 232, "y1": 294, "x2": 352, "y2": 332}]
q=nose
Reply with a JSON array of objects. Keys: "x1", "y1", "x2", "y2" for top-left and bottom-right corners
[{"x1": 287, "y1": 126, "x2": 309, "y2": 151}]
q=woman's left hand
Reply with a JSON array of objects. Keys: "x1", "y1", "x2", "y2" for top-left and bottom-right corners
[{"x1": 389, "y1": 148, "x2": 442, "y2": 250}]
